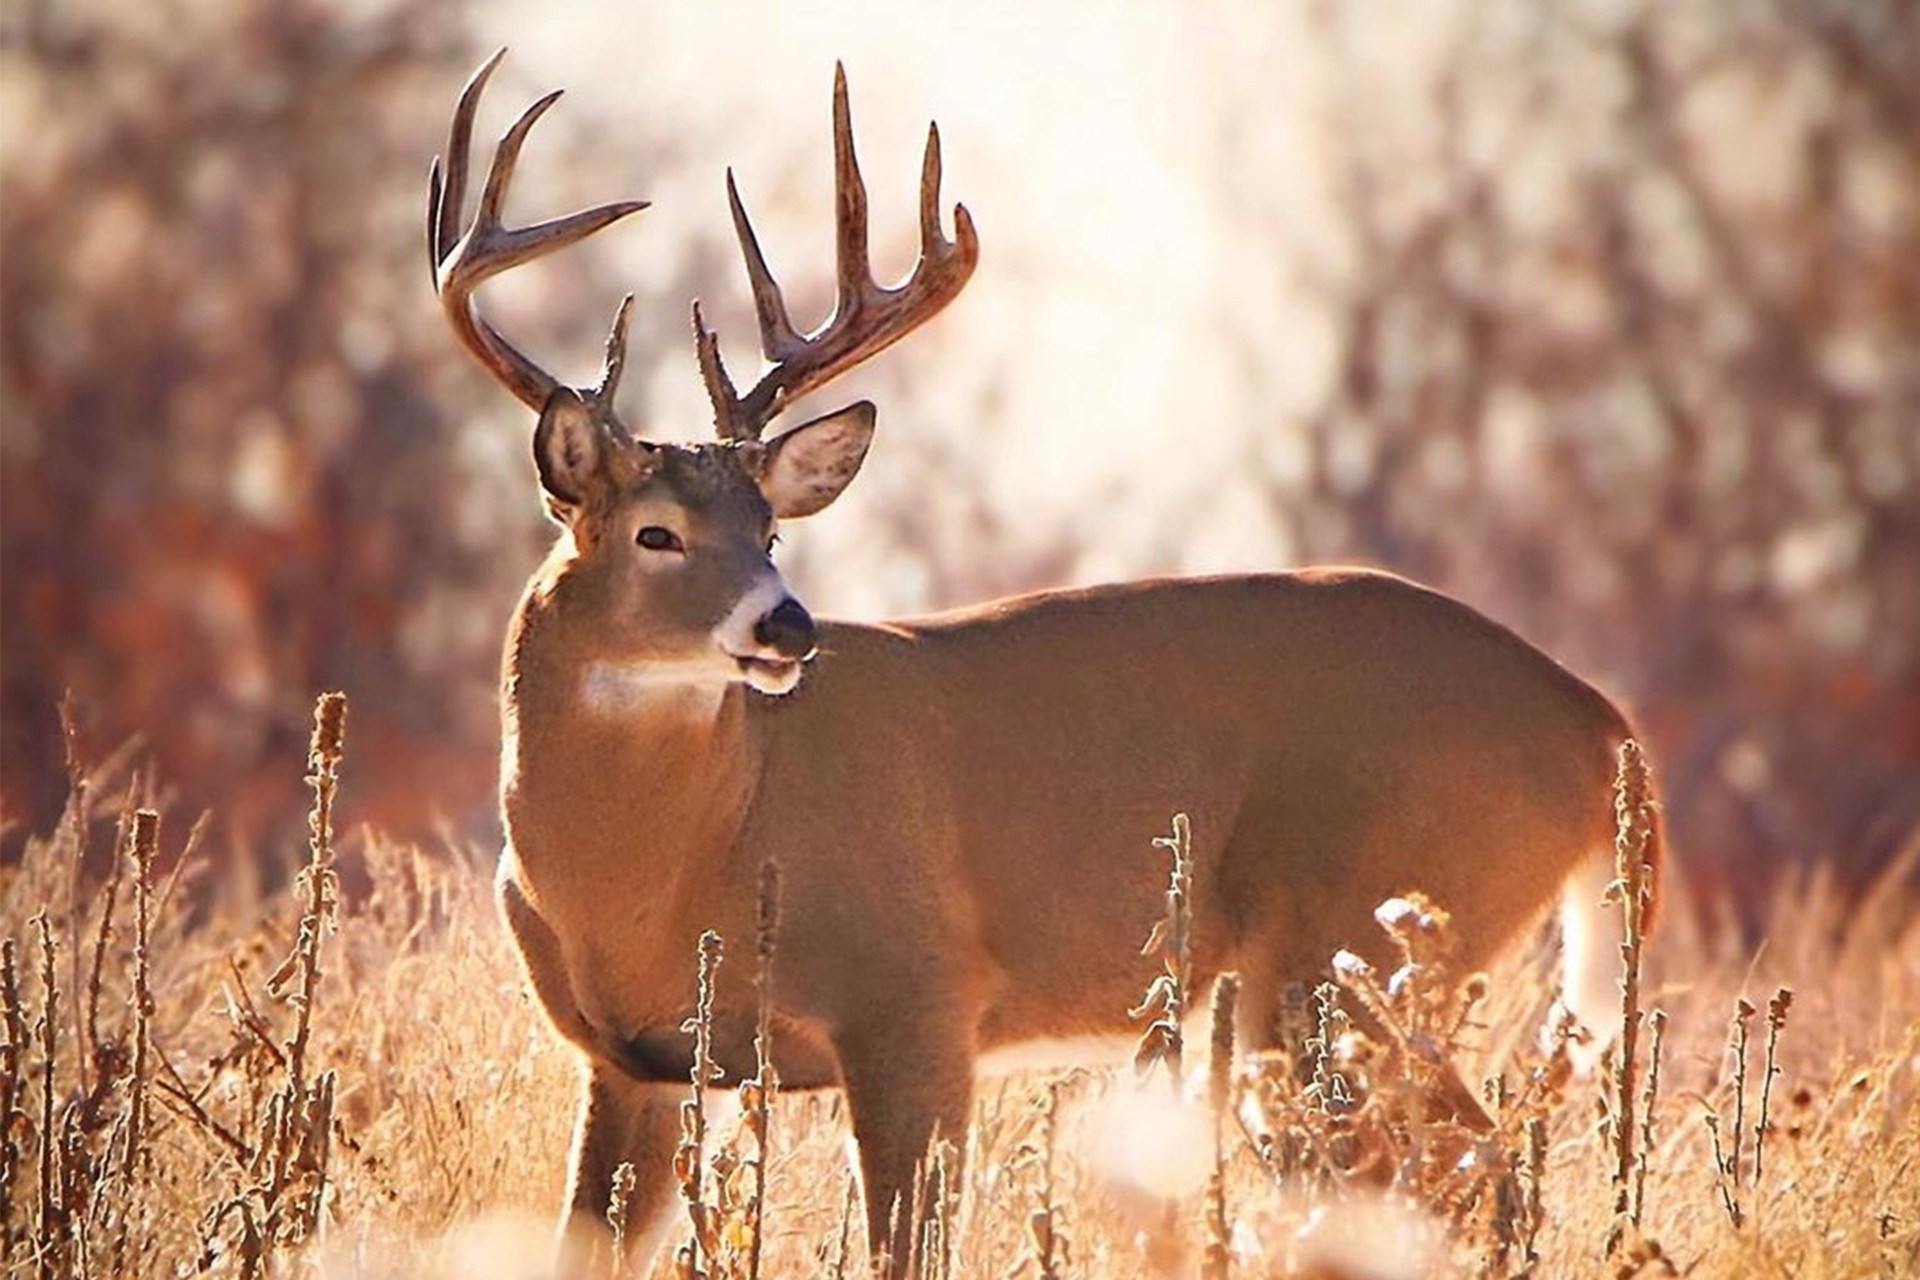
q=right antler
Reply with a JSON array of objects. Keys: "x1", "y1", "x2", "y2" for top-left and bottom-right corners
[
  {"x1": 695, "y1": 64, "x2": 979, "y2": 442},
  {"x1": 428, "y1": 49, "x2": 648, "y2": 430}
]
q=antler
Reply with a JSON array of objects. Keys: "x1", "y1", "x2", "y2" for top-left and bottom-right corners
[
  {"x1": 428, "y1": 49, "x2": 648, "y2": 429},
  {"x1": 696, "y1": 63, "x2": 980, "y2": 442}
]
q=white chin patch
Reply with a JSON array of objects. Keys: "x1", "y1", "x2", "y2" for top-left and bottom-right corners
[{"x1": 737, "y1": 655, "x2": 803, "y2": 695}]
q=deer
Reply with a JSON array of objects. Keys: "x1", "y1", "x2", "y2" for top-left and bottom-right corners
[{"x1": 428, "y1": 50, "x2": 1658, "y2": 1277}]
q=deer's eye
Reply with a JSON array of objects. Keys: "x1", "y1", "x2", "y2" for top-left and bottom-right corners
[{"x1": 637, "y1": 526, "x2": 684, "y2": 553}]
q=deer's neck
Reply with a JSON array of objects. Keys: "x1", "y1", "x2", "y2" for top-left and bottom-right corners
[{"x1": 500, "y1": 585, "x2": 760, "y2": 897}]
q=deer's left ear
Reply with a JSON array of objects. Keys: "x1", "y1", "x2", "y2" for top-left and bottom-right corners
[{"x1": 756, "y1": 401, "x2": 875, "y2": 519}]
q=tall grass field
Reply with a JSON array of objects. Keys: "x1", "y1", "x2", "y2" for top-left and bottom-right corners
[{"x1": 2, "y1": 694, "x2": 1915, "y2": 1278}]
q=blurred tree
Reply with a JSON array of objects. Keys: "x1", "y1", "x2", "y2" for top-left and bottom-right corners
[
  {"x1": 1221, "y1": 0, "x2": 1919, "y2": 904},
  {"x1": 4, "y1": 0, "x2": 1913, "y2": 919},
  {"x1": 0, "y1": 0, "x2": 713, "y2": 856}
]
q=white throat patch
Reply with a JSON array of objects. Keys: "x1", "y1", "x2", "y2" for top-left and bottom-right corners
[{"x1": 577, "y1": 661, "x2": 729, "y2": 718}]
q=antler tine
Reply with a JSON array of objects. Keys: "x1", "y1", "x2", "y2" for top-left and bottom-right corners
[
  {"x1": 919, "y1": 124, "x2": 943, "y2": 250},
  {"x1": 725, "y1": 170, "x2": 804, "y2": 363},
  {"x1": 593, "y1": 294, "x2": 637, "y2": 421},
  {"x1": 698, "y1": 65, "x2": 981, "y2": 442},
  {"x1": 428, "y1": 50, "x2": 650, "y2": 418},
  {"x1": 427, "y1": 153, "x2": 446, "y2": 284},
  {"x1": 920, "y1": 121, "x2": 977, "y2": 263},
  {"x1": 831, "y1": 62, "x2": 873, "y2": 314},
  {"x1": 692, "y1": 300, "x2": 743, "y2": 434},
  {"x1": 478, "y1": 88, "x2": 565, "y2": 229},
  {"x1": 433, "y1": 47, "x2": 508, "y2": 270}
]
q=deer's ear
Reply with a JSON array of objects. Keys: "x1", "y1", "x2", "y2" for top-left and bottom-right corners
[
  {"x1": 533, "y1": 387, "x2": 609, "y2": 518},
  {"x1": 757, "y1": 401, "x2": 875, "y2": 519}
]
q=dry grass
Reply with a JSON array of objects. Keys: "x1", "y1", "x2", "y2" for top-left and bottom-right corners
[{"x1": 2, "y1": 704, "x2": 1917, "y2": 1279}]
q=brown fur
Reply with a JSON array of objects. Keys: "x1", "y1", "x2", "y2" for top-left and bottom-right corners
[{"x1": 495, "y1": 439, "x2": 1649, "y2": 1274}]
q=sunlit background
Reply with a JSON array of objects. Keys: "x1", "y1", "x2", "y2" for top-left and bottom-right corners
[{"x1": 4, "y1": 0, "x2": 1915, "y2": 913}]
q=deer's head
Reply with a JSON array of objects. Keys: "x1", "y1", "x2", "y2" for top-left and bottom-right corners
[{"x1": 428, "y1": 51, "x2": 976, "y2": 695}]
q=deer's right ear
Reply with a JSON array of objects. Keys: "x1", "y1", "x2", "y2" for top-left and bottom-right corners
[{"x1": 533, "y1": 387, "x2": 607, "y2": 518}]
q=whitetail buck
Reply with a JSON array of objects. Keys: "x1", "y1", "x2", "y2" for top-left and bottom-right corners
[{"x1": 430, "y1": 50, "x2": 1657, "y2": 1276}]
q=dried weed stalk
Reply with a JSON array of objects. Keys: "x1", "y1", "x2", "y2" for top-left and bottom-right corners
[
  {"x1": 1238, "y1": 891, "x2": 1580, "y2": 1276},
  {"x1": 1605, "y1": 739, "x2": 1658, "y2": 1254},
  {"x1": 675, "y1": 929, "x2": 725, "y2": 1277},
  {"x1": 34, "y1": 912, "x2": 63, "y2": 1278},
  {"x1": 1705, "y1": 985, "x2": 1795, "y2": 1231},
  {"x1": 1753, "y1": 987, "x2": 1793, "y2": 1189},
  {"x1": 918, "y1": 1138, "x2": 954, "y2": 1280},
  {"x1": 745, "y1": 859, "x2": 782, "y2": 1280},
  {"x1": 608, "y1": 1160, "x2": 639, "y2": 1270},
  {"x1": 121, "y1": 811, "x2": 158, "y2": 1193},
  {"x1": 1201, "y1": 972, "x2": 1239, "y2": 1280},
  {"x1": 1632, "y1": 1009, "x2": 1668, "y2": 1230},
  {"x1": 1019, "y1": 1077, "x2": 1070, "y2": 1280},
  {"x1": 1132, "y1": 812, "x2": 1194, "y2": 1085},
  {"x1": 827, "y1": 1168, "x2": 858, "y2": 1280},
  {"x1": 1, "y1": 939, "x2": 29, "y2": 1258},
  {"x1": 80, "y1": 813, "x2": 125, "y2": 1106}
]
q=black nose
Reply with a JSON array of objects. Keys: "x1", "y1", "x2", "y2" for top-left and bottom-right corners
[{"x1": 754, "y1": 597, "x2": 817, "y2": 660}]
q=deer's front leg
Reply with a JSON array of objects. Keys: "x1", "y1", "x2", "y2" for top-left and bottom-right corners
[
  {"x1": 834, "y1": 1011, "x2": 975, "y2": 1278},
  {"x1": 498, "y1": 870, "x2": 599, "y2": 1052},
  {"x1": 499, "y1": 875, "x2": 681, "y2": 1274},
  {"x1": 558, "y1": 1069, "x2": 684, "y2": 1279}
]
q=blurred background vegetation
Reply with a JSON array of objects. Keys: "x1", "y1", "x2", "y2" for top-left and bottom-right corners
[{"x1": 2, "y1": 0, "x2": 1914, "y2": 917}]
